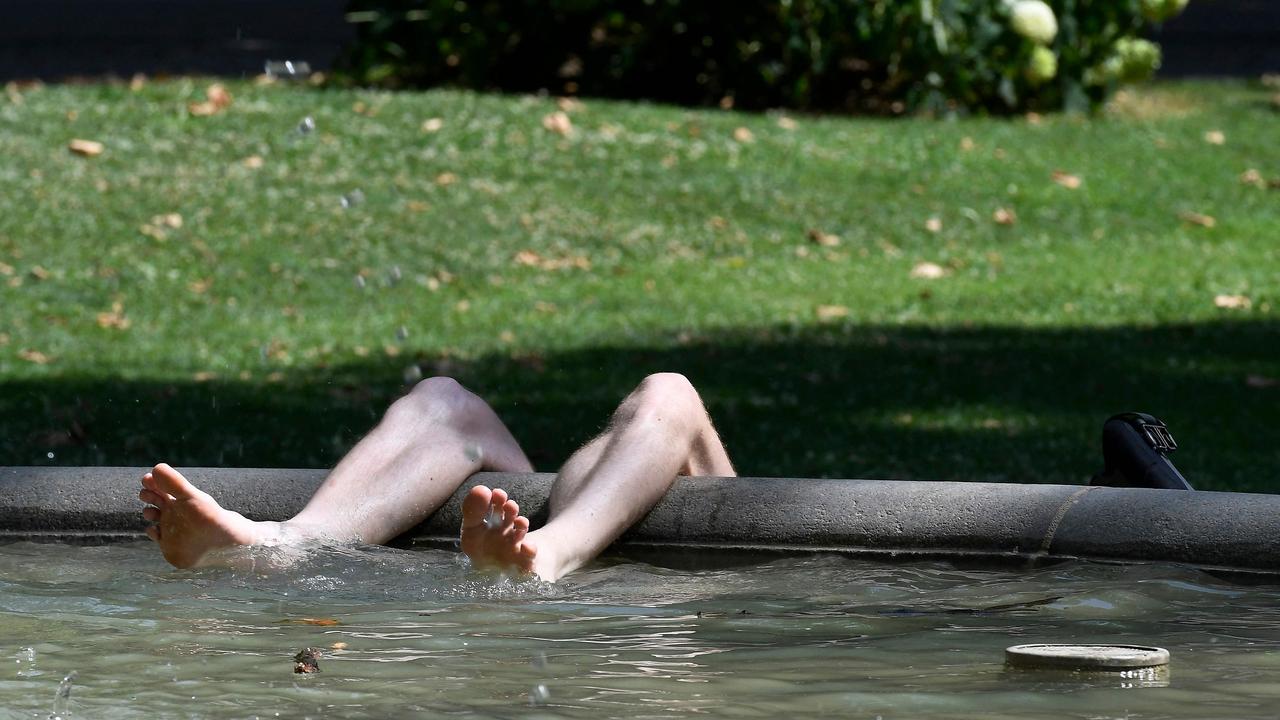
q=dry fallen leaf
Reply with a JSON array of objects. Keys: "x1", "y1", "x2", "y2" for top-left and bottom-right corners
[
  {"x1": 332, "y1": 642, "x2": 349, "y2": 650},
  {"x1": 1203, "y1": 130, "x2": 1226, "y2": 145},
  {"x1": 1239, "y1": 168, "x2": 1265, "y2": 188},
  {"x1": 960, "y1": 137, "x2": 975, "y2": 152},
  {"x1": 129, "y1": 73, "x2": 146, "y2": 92},
  {"x1": 1179, "y1": 211, "x2": 1216, "y2": 228},
  {"x1": 188, "y1": 83, "x2": 233, "y2": 116},
  {"x1": 96, "y1": 301, "x2": 130, "y2": 330},
  {"x1": 910, "y1": 261, "x2": 948, "y2": 279},
  {"x1": 992, "y1": 208, "x2": 1017, "y2": 226},
  {"x1": 1214, "y1": 294, "x2": 1251, "y2": 309},
  {"x1": 193, "y1": 371, "x2": 218, "y2": 382},
  {"x1": 242, "y1": 155, "x2": 265, "y2": 169},
  {"x1": 776, "y1": 116, "x2": 797, "y2": 131},
  {"x1": 815, "y1": 304, "x2": 849, "y2": 321},
  {"x1": 806, "y1": 228, "x2": 840, "y2": 247},
  {"x1": 1024, "y1": 112, "x2": 1043, "y2": 125},
  {"x1": 0, "y1": 261, "x2": 12, "y2": 276},
  {"x1": 422, "y1": 117, "x2": 444, "y2": 133},
  {"x1": 434, "y1": 172, "x2": 458, "y2": 187},
  {"x1": 29, "y1": 265, "x2": 50, "y2": 280},
  {"x1": 68, "y1": 139, "x2": 104, "y2": 157},
  {"x1": 556, "y1": 97, "x2": 583, "y2": 113},
  {"x1": 733, "y1": 127, "x2": 755, "y2": 144},
  {"x1": 1246, "y1": 374, "x2": 1277, "y2": 389},
  {"x1": 18, "y1": 349, "x2": 52, "y2": 365},
  {"x1": 1051, "y1": 170, "x2": 1081, "y2": 189},
  {"x1": 925, "y1": 217, "x2": 942, "y2": 233},
  {"x1": 542, "y1": 111, "x2": 573, "y2": 136}
]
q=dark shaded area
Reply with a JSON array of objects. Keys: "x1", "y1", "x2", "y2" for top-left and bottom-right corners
[
  {"x1": 0, "y1": 0, "x2": 1273, "y2": 83},
  {"x1": 3, "y1": 320, "x2": 1277, "y2": 492}
]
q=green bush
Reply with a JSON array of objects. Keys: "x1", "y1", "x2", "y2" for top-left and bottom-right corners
[{"x1": 337, "y1": 0, "x2": 1188, "y2": 114}]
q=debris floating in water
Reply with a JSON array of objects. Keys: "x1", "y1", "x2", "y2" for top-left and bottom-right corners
[
  {"x1": 46, "y1": 452, "x2": 54, "y2": 460},
  {"x1": 530, "y1": 651, "x2": 549, "y2": 670},
  {"x1": 293, "y1": 647, "x2": 322, "y2": 674},
  {"x1": 528, "y1": 683, "x2": 550, "y2": 707}
]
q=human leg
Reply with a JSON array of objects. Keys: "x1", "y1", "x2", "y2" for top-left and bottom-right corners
[
  {"x1": 460, "y1": 373, "x2": 733, "y2": 581},
  {"x1": 140, "y1": 377, "x2": 532, "y2": 568}
]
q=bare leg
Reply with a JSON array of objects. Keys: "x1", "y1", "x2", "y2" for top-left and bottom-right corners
[
  {"x1": 140, "y1": 377, "x2": 532, "y2": 568},
  {"x1": 460, "y1": 373, "x2": 733, "y2": 581}
]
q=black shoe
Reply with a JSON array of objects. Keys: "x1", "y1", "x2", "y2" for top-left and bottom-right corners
[{"x1": 1090, "y1": 412, "x2": 1194, "y2": 491}]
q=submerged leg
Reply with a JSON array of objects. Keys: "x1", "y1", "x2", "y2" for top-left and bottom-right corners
[
  {"x1": 140, "y1": 377, "x2": 532, "y2": 568},
  {"x1": 460, "y1": 373, "x2": 734, "y2": 581}
]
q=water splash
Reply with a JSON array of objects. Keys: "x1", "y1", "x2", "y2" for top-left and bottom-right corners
[
  {"x1": 296, "y1": 116, "x2": 316, "y2": 135},
  {"x1": 528, "y1": 683, "x2": 550, "y2": 707},
  {"x1": 50, "y1": 670, "x2": 77, "y2": 718},
  {"x1": 263, "y1": 60, "x2": 312, "y2": 81},
  {"x1": 339, "y1": 189, "x2": 364, "y2": 209}
]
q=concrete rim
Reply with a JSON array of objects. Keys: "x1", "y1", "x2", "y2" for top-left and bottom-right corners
[{"x1": 3, "y1": 467, "x2": 1280, "y2": 575}]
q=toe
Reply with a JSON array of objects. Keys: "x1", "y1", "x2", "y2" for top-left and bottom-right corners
[
  {"x1": 462, "y1": 486, "x2": 493, "y2": 527},
  {"x1": 145, "y1": 525, "x2": 161, "y2": 542},
  {"x1": 143, "y1": 506, "x2": 160, "y2": 522},
  {"x1": 139, "y1": 488, "x2": 168, "y2": 507},
  {"x1": 502, "y1": 499, "x2": 520, "y2": 527},
  {"x1": 151, "y1": 463, "x2": 198, "y2": 499},
  {"x1": 511, "y1": 516, "x2": 529, "y2": 542}
]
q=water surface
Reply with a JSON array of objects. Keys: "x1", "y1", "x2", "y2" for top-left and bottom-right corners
[{"x1": 2, "y1": 542, "x2": 1278, "y2": 719}]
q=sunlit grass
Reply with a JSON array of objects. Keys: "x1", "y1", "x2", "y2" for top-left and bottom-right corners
[{"x1": 0, "y1": 78, "x2": 1276, "y2": 490}]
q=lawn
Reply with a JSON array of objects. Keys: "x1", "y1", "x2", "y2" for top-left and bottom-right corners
[{"x1": 0, "y1": 78, "x2": 1276, "y2": 491}]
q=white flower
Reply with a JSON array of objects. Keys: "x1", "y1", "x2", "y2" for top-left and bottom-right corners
[{"x1": 1009, "y1": 0, "x2": 1058, "y2": 45}]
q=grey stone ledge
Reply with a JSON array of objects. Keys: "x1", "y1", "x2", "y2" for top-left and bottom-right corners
[{"x1": 2, "y1": 467, "x2": 1278, "y2": 575}]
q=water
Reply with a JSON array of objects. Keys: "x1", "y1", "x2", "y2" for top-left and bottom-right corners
[{"x1": 1, "y1": 542, "x2": 1279, "y2": 719}]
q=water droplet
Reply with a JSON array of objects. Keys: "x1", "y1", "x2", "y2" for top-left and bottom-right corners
[
  {"x1": 528, "y1": 683, "x2": 550, "y2": 707},
  {"x1": 395, "y1": 325, "x2": 409, "y2": 342},
  {"x1": 264, "y1": 59, "x2": 312, "y2": 80},
  {"x1": 354, "y1": 275, "x2": 366, "y2": 290},
  {"x1": 464, "y1": 443, "x2": 483, "y2": 464},
  {"x1": 296, "y1": 116, "x2": 315, "y2": 135},
  {"x1": 484, "y1": 504, "x2": 502, "y2": 530},
  {"x1": 339, "y1": 189, "x2": 364, "y2": 209},
  {"x1": 402, "y1": 364, "x2": 423, "y2": 384},
  {"x1": 388, "y1": 265, "x2": 403, "y2": 285},
  {"x1": 46, "y1": 452, "x2": 54, "y2": 460},
  {"x1": 52, "y1": 671, "x2": 77, "y2": 715}
]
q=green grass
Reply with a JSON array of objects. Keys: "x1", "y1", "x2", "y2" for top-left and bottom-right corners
[{"x1": 1, "y1": 78, "x2": 1276, "y2": 491}]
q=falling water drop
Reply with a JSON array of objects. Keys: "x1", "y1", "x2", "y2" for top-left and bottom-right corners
[
  {"x1": 528, "y1": 683, "x2": 550, "y2": 707},
  {"x1": 52, "y1": 671, "x2": 77, "y2": 716}
]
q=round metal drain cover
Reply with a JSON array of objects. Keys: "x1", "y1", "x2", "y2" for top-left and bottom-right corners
[{"x1": 1005, "y1": 644, "x2": 1169, "y2": 670}]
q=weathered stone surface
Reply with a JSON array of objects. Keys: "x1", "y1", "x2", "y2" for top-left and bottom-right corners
[{"x1": 2, "y1": 467, "x2": 1279, "y2": 573}]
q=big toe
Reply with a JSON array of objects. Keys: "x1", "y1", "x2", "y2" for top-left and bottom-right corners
[
  {"x1": 150, "y1": 463, "x2": 198, "y2": 499},
  {"x1": 462, "y1": 485, "x2": 494, "y2": 527}
]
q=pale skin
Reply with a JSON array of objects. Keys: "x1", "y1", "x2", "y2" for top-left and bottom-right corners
[{"x1": 139, "y1": 373, "x2": 735, "y2": 581}]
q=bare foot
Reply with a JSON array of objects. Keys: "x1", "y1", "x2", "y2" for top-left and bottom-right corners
[
  {"x1": 459, "y1": 486, "x2": 540, "y2": 576},
  {"x1": 139, "y1": 463, "x2": 275, "y2": 568}
]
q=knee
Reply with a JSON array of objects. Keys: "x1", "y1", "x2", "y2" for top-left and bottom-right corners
[
  {"x1": 389, "y1": 376, "x2": 480, "y2": 426},
  {"x1": 623, "y1": 373, "x2": 705, "y2": 430}
]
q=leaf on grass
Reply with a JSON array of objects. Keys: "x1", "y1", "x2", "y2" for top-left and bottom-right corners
[
  {"x1": 29, "y1": 265, "x2": 50, "y2": 280},
  {"x1": 925, "y1": 217, "x2": 942, "y2": 233},
  {"x1": 434, "y1": 172, "x2": 458, "y2": 187},
  {"x1": 1203, "y1": 130, "x2": 1225, "y2": 145},
  {"x1": 556, "y1": 97, "x2": 583, "y2": 113},
  {"x1": 1239, "y1": 169, "x2": 1265, "y2": 189},
  {"x1": 542, "y1": 111, "x2": 573, "y2": 136},
  {"x1": 1179, "y1": 211, "x2": 1216, "y2": 228},
  {"x1": 18, "y1": 349, "x2": 52, "y2": 365},
  {"x1": 732, "y1": 127, "x2": 755, "y2": 144},
  {"x1": 0, "y1": 261, "x2": 12, "y2": 276},
  {"x1": 129, "y1": 73, "x2": 146, "y2": 92},
  {"x1": 0, "y1": 333, "x2": 8, "y2": 346},
  {"x1": 193, "y1": 371, "x2": 217, "y2": 382},
  {"x1": 96, "y1": 301, "x2": 130, "y2": 330},
  {"x1": 242, "y1": 155, "x2": 265, "y2": 169},
  {"x1": 806, "y1": 228, "x2": 840, "y2": 247},
  {"x1": 815, "y1": 304, "x2": 849, "y2": 321},
  {"x1": 1051, "y1": 170, "x2": 1081, "y2": 189},
  {"x1": 1213, "y1": 294, "x2": 1250, "y2": 310},
  {"x1": 992, "y1": 208, "x2": 1017, "y2": 226},
  {"x1": 776, "y1": 116, "x2": 797, "y2": 131},
  {"x1": 959, "y1": 137, "x2": 975, "y2": 152},
  {"x1": 1246, "y1": 374, "x2": 1277, "y2": 389},
  {"x1": 188, "y1": 83, "x2": 233, "y2": 116},
  {"x1": 910, "y1": 261, "x2": 948, "y2": 279},
  {"x1": 422, "y1": 117, "x2": 444, "y2": 133},
  {"x1": 68, "y1": 139, "x2": 104, "y2": 157}
]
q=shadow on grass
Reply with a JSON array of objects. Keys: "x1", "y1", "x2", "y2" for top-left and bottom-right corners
[{"x1": 3, "y1": 319, "x2": 1277, "y2": 492}]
